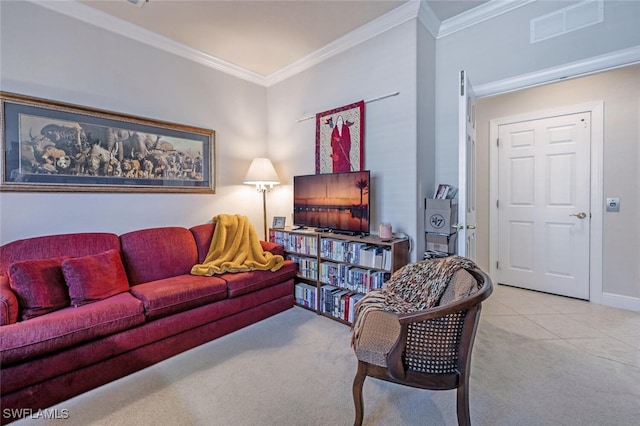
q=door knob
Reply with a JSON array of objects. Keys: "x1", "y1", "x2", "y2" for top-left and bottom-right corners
[
  {"x1": 452, "y1": 223, "x2": 464, "y2": 231},
  {"x1": 570, "y1": 212, "x2": 587, "y2": 219}
]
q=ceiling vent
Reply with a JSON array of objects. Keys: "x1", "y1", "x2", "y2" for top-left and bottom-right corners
[
  {"x1": 530, "y1": 0, "x2": 603, "y2": 44},
  {"x1": 126, "y1": 0, "x2": 148, "y2": 8}
]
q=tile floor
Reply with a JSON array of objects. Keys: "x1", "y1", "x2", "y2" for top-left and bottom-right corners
[{"x1": 482, "y1": 283, "x2": 640, "y2": 368}]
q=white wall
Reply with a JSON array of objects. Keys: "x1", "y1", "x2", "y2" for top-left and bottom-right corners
[
  {"x1": 416, "y1": 21, "x2": 438, "y2": 258},
  {"x1": 476, "y1": 66, "x2": 640, "y2": 301},
  {"x1": 431, "y1": 0, "x2": 640, "y2": 307},
  {"x1": 0, "y1": 1, "x2": 268, "y2": 244},
  {"x1": 266, "y1": 21, "x2": 421, "y2": 260},
  {"x1": 435, "y1": 0, "x2": 640, "y2": 186},
  {"x1": 2, "y1": 0, "x2": 638, "y2": 306}
]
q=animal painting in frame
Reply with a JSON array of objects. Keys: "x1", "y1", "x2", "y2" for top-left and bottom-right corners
[{"x1": 0, "y1": 92, "x2": 215, "y2": 193}]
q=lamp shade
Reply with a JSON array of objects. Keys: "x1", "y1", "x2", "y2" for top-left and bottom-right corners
[{"x1": 243, "y1": 158, "x2": 280, "y2": 185}]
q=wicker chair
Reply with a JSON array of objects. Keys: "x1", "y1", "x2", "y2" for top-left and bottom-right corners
[{"x1": 351, "y1": 267, "x2": 493, "y2": 426}]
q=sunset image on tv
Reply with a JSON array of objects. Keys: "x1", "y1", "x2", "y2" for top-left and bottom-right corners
[{"x1": 293, "y1": 170, "x2": 369, "y2": 234}]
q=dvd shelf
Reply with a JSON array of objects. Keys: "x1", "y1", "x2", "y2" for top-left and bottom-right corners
[{"x1": 269, "y1": 227, "x2": 410, "y2": 325}]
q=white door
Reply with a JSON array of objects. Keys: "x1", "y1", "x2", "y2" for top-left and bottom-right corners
[
  {"x1": 457, "y1": 70, "x2": 477, "y2": 259},
  {"x1": 496, "y1": 112, "x2": 591, "y2": 299}
]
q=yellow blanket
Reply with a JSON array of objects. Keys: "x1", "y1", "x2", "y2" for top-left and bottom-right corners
[{"x1": 190, "y1": 214, "x2": 284, "y2": 276}]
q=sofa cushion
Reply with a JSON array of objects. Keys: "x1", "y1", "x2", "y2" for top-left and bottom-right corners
[
  {"x1": 0, "y1": 232, "x2": 120, "y2": 276},
  {"x1": 221, "y1": 260, "x2": 296, "y2": 298},
  {"x1": 120, "y1": 227, "x2": 198, "y2": 285},
  {"x1": 0, "y1": 292, "x2": 145, "y2": 365},
  {"x1": 8, "y1": 257, "x2": 70, "y2": 320},
  {"x1": 129, "y1": 274, "x2": 227, "y2": 320},
  {"x1": 62, "y1": 249, "x2": 130, "y2": 307},
  {"x1": 190, "y1": 223, "x2": 216, "y2": 264}
]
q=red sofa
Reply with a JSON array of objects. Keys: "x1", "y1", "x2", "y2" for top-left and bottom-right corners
[{"x1": 0, "y1": 223, "x2": 295, "y2": 424}]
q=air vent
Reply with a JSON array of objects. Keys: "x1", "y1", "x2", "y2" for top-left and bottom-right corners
[
  {"x1": 530, "y1": 0, "x2": 603, "y2": 43},
  {"x1": 127, "y1": 0, "x2": 148, "y2": 7}
]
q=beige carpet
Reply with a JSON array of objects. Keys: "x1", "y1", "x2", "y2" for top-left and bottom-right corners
[{"x1": 14, "y1": 306, "x2": 640, "y2": 425}]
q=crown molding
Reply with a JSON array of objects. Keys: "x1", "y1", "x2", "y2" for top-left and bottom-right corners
[
  {"x1": 27, "y1": 0, "x2": 267, "y2": 86},
  {"x1": 475, "y1": 45, "x2": 640, "y2": 97},
  {"x1": 28, "y1": 0, "x2": 539, "y2": 87},
  {"x1": 437, "y1": 0, "x2": 535, "y2": 38},
  {"x1": 264, "y1": 0, "x2": 422, "y2": 86},
  {"x1": 417, "y1": 1, "x2": 441, "y2": 38}
]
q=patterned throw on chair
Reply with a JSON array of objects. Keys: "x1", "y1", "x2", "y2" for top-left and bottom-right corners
[{"x1": 351, "y1": 256, "x2": 477, "y2": 345}]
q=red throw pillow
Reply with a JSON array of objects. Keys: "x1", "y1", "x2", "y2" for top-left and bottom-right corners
[
  {"x1": 8, "y1": 257, "x2": 71, "y2": 320},
  {"x1": 62, "y1": 249, "x2": 130, "y2": 306}
]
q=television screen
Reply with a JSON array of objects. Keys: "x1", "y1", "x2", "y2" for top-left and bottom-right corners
[{"x1": 293, "y1": 170, "x2": 370, "y2": 235}]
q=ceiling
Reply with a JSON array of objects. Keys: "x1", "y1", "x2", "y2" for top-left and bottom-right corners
[{"x1": 79, "y1": 0, "x2": 487, "y2": 77}]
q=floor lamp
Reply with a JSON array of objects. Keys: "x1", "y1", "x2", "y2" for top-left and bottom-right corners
[{"x1": 243, "y1": 158, "x2": 280, "y2": 241}]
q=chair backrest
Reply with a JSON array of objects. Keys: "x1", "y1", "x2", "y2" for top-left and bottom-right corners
[{"x1": 393, "y1": 268, "x2": 493, "y2": 379}]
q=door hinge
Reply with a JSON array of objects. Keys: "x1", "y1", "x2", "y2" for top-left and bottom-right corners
[
  {"x1": 496, "y1": 199, "x2": 500, "y2": 208},
  {"x1": 496, "y1": 261, "x2": 499, "y2": 269},
  {"x1": 496, "y1": 138, "x2": 500, "y2": 147}
]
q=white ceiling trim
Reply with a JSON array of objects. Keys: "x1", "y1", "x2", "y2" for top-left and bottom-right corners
[
  {"x1": 264, "y1": 0, "x2": 422, "y2": 86},
  {"x1": 437, "y1": 0, "x2": 535, "y2": 38},
  {"x1": 417, "y1": 1, "x2": 441, "y2": 38},
  {"x1": 475, "y1": 45, "x2": 640, "y2": 97},
  {"x1": 29, "y1": 0, "x2": 539, "y2": 87},
  {"x1": 27, "y1": 0, "x2": 267, "y2": 86}
]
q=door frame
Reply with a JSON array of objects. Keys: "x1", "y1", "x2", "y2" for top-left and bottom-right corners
[
  {"x1": 489, "y1": 102, "x2": 604, "y2": 303},
  {"x1": 457, "y1": 70, "x2": 476, "y2": 258}
]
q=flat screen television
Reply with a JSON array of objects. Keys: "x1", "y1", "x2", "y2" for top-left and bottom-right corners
[{"x1": 293, "y1": 170, "x2": 370, "y2": 235}]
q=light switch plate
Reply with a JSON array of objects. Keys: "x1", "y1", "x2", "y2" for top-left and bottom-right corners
[{"x1": 606, "y1": 198, "x2": 620, "y2": 212}]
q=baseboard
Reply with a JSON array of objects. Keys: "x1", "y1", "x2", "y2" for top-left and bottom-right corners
[{"x1": 600, "y1": 292, "x2": 640, "y2": 312}]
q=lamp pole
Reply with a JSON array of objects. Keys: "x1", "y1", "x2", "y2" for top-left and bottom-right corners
[
  {"x1": 261, "y1": 186, "x2": 268, "y2": 241},
  {"x1": 243, "y1": 158, "x2": 279, "y2": 242}
]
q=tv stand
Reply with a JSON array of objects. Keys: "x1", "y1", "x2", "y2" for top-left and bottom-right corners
[{"x1": 268, "y1": 227, "x2": 409, "y2": 325}]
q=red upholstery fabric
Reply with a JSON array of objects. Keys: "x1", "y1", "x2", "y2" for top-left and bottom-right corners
[
  {"x1": 1, "y1": 280, "x2": 293, "y2": 395},
  {"x1": 130, "y1": 274, "x2": 227, "y2": 320},
  {"x1": 0, "y1": 233, "x2": 120, "y2": 276},
  {"x1": 0, "y1": 293, "x2": 144, "y2": 365},
  {"x1": 189, "y1": 223, "x2": 216, "y2": 264},
  {"x1": 120, "y1": 227, "x2": 198, "y2": 285},
  {"x1": 8, "y1": 257, "x2": 70, "y2": 320},
  {"x1": 0, "y1": 223, "x2": 296, "y2": 422},
  {"x1": 62, "y1": 249, "x2": 130, "y2": 307},
  {"x1": 0, "y1": 276, "x2": 18, "y2": 325},
  {"x1": 222, "y1": 260, "x2": 297, "y2": 298},
  {"x1": 261, "y1": 240, "x2": 285, "y2": 256},
  {"x1": 0, "y1": 292, "x2": 294, "y2": 423}
]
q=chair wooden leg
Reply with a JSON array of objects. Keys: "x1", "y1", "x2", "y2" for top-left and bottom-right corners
[
  {"x1": 456, "y1": 382, "x2": 471, "y2": 426},
  {"x1": 352, "y1": 361, "x2": 368, "y2": 426}
]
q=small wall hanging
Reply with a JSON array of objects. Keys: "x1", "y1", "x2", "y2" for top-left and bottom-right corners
[{"x1": 315, "y1": 100, "x2": 364, "y2": 174}]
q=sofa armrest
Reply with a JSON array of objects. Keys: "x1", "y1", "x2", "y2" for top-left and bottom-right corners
[
  {"x1": 0, "y1": 275, "x2": 19, "y2": 326},
  {"x1": 260, "y1": 241, "x2": 284, "y2": 256}
]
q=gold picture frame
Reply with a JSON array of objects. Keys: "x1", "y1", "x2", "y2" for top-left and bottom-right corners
[{"x1": 1, "y1": 92, "x2": 215, "y2": 193}]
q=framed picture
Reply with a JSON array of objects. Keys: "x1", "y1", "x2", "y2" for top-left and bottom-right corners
[
  {"x1": 272, "y1": 216, "x2": 286, "y2": 229},
  {"x1": 1, "y1": 92, "x2": 215, "y2": 193},
  {"x1": 315, "y1": 100, "x2": 364, "y2": 174}
]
